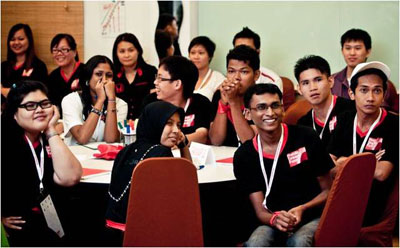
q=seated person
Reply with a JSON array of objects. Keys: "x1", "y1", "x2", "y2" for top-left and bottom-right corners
[
  {"x1": 105, "y1": 101, "x2": 191, "y2": 246},
  {"x1": 328, "y1": 61, "x2": 398, "y2": 227},
  {"x1": 62, "y1": 55, "x2": 128, "y2": 145},
  {"x1": 112, "y1": 33, "x2": 157, "y2": 120},
  {"x1": 1, "y1": 80, "x2": 82, "y2": 246},
  {"x1": 332, "y1": 28, "x2": 398, "y2": 113},
  {"x1": 144, "y1": 56, "x2": 211, "y2": 145},
  {"x1": 294, "y1": 55, "x2": 355, "y2": 147},
  {"x1": 234, "y1": 83, "x2": 333, "y2": 247},
  {"x1": 188, "y1": 36, "x2": 225, "y2": 101},
  {"x1": 233, "y1": 27, "x2": 283, "y2": 92},
  {"x1": 209, "y1": 45, "x2": 259, "y2": 147},
  {"x1": 155, "y1": 30, "x2": 174, "y2": 62}
]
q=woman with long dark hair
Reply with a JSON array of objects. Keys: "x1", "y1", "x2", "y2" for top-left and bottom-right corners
[
  {"x1": 1, "y1": 80, "x2": 82, "y2": 246},
  {"x1": 1, "y1": 23, "x2": 48, "y2": 99},
  {"x1": 112, "y1": 33, "x2": 157, "y2": 120},
  {"x1": 61, "y1": 55, "x2": 128, "y2": 145}
]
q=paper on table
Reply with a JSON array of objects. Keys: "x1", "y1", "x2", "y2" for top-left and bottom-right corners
[
  {"x1": 189, "y1": 142, "x2": 216, "y2": 167},
  {"x1": 81, "y1": 168, "x2": 110, "y2": 180}
]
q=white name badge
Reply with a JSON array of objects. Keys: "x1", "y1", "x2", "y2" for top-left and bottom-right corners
[
  {"x1": 189, "y1": 142, "x2": 216, "y2": 168},
  {"x1": 40, "y1": 195, "x2": 65, "y2": 238}
]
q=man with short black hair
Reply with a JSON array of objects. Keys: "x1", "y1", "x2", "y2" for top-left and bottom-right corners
[
  {"x1": 209, "y1": 45, "x2": 260, "y2": 146},
  {"x1": 328, "y1": 61, "x2": 398, "y2": 227},
  {"x1": 233, "y1": 27, "x2": 283, "y2": 92},
  {"x1": 144, "y1": 56, "x2": 211, "y2": 144},
  {"x1": 294, "y1": 55, "x2": 354, "y2": 147},
  {"x1": 234, "y1": 83, "x2": 333, "y2": 246}
]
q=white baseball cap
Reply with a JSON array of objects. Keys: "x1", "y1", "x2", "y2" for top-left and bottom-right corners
[{"x1": 349, "y1": 61, "x2": 391, "y2": 86}]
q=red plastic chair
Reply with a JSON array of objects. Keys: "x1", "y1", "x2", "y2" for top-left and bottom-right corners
[
  {"x1": 281, "y1": 76, "x2": 296, "y2": 111},
  {"x1": 282, "y1": 98, "x2": 312, "y2": 125},
  {"x1": 314, "y1": 153, "x2": 376, "y2": 246},
  {"x1": 123, "y1": 157, "x2": 203, "y2": 247}
]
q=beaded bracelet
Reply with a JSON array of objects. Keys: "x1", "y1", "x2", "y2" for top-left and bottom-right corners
[
  {"x1": 108, "y1": 99, "x2": 116, "y2": 103},
  {"x1": 46, "y1": 130, "x2": 58, "y2": 140},
  {"x1": 91, "y1": 107, "x2": 102, "y2": 116}
]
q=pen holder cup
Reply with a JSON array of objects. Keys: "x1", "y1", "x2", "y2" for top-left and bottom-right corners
[{"x1": 123, "y1": 133, "x2": 136, "y2": 146}]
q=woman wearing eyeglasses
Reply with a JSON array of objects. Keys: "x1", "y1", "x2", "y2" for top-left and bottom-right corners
[
  {"x1": 112, "y1": 33, "x2": 157, "y2": 120},
  {"x1": 1, "y1": 80, "x2": 82, "y2": 246},
  {"x1": 61, "y1": 55, "x2": 128, "y2": 145},
  {"x1": 1, "y1": 24, "x2": 48, "y2": 100},
  {"x1": 47, "y1": 34, "x2": 85, "y2": 118}
]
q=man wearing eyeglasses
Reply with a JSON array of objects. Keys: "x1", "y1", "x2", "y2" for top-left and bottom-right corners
[
  {"x1": 233, "y1": 83, "x2": 333, "y2": 246},
  {"x1": 209, "y1": 45, "x2": 260, "y2": 147},
  {"x1": 143, "y1": 55, "x2": 211, "y2": 145},
  {"x1": 294, "y1": 55, "x2": 354, "y2": 148}
]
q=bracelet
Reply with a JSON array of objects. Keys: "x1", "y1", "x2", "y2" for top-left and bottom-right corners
[
  {"x1": 109, "y1": 108, "x2": 116, "y2": 113},
  {"x1": 108, "y1": 99, "x2": 116, "y2": 102},
  {"x1": 177, "y1": 135, "x2": 189, "y2": 149},
  {"x1": 91, "y1": 107, "x2": 102, "y2": 116},
  {"x1": 217, "y1": 100, "x2": 230, "y2": 114},
  {"x1": 46, "y1": 130, "x2": 58, "y2": 140},
  {"x1": 269, "y1": 211, "x2": 280, "y2": 227}
]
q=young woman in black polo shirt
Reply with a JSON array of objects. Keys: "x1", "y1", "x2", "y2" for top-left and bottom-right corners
[{"x1": 112, "y1": 33, "x2": 157, "y2": 120}]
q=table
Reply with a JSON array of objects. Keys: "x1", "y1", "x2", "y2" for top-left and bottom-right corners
[
  {"x1": 69, "y1": 142, "x2": 237, "y2": 184},
  {"x1": 63, "y1": 143, "x2": 254, "y2": 246}
]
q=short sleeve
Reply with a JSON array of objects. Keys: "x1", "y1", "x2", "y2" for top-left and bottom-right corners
[{"x1": 62, "y1": 93, "x2": 84, "y2": 141}]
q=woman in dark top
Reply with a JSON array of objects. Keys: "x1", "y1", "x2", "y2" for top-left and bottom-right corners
[
  {"x1": 105, "y1": 101, "x2": 191, "y2": 245},
  {"x1": 1, "y1": 23, "x2": 48, "y2": 100},
  {"x1": 47, "y1": 33, "x2": 85, "y2": 117},
  {"x1": 112, "y1": 33, "x2": 157, "y2": 120},
  {"x1": 1, "y1": 80, "x2": 82, "y2": 246}
]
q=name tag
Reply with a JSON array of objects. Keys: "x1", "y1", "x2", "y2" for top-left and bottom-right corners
[
  {"x1": 183, "y1": 114, "x2": 195, "y2": 128},
  {"x1": 365, "y1": 137, "x2": 383, "y2": 151},
  {"x1": 329, "y1": 116, "x2": 337, "y2": 132},
  {"x1": 287, "y1": 147, "x2": 308, "y2": 167},
  {"x1": 40, "y1": 194, "x2": 65, "y2": 238}
]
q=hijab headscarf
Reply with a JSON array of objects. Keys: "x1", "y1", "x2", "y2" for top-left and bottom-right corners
[{"x1": 136, "y1": 101, "x2": 185, "y2": 144}]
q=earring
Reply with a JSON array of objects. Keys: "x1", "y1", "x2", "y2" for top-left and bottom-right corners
[{"x1": 85, "y1": 81, "x2": 89, "y2": 86}]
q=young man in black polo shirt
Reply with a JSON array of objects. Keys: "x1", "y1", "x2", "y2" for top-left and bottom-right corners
[
  {"x1": 295, "y1": 55, "x2": 354, "y2": 147},
  {"x1": 209, "y1": 45, "x2": 260, "y2": 147},
  {"x1": 144, "y1": 56, "x2": 211, "y2": 144},
  {"x1": 328, "y1": 61, "x2": 398, "y2": 227},
  {"x1": 234, "y1": 83, "x2": 333, "y2": 246}
]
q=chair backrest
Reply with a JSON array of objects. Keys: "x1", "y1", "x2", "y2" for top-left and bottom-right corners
[
  {"x1": 282, "y1": 98, "x2": 312, "y2": 125},
  {"x1": 281, "y1": 76, "x2": 296, "y2": 111},
  {"x1": 314, "y1": 153, "x2": 376, "y2": 247},
  {"x1": 123, "y1": 157, "x2": 204, "y2": 247}
]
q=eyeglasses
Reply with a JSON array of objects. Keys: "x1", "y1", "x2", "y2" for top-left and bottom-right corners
[
  {"x1": 155, "y1": 74, "x2": 175, "y2": 82},
  {"x1": 19, "y1": 99, "x2": 52, "y2": 111},
  {"x1": 249, "y1": 102, "x2": 282, "y2": 112},
  {"x1": 52, "y1": 47, "x2": 71, "y2": 54}
]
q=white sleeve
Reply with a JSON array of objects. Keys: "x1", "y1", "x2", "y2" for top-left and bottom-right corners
[{"x1": 61, "y1": 93, "x2": 84, "y2": 140}]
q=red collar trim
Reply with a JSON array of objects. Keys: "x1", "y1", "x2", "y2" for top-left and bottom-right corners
[
  {"x1": 314, "y1": 95, "x2": 338, "y2": 127},
  {"x1": 356, "y1": 108, "x2": 387, "y2": 137},
  {"x1": 13, "y1": 62, "x2": 24, "y2": 70},
  {"x1": 60, "y1": 61, "x2": 81, "y2": 83},
  {"x1": 23, "y1": 135, "x2": 40, "y2": 148},
  {"x1": 261, "y1": 72, "x2": 275, "y2": 82},
  {"x1": 252, "y1": 123, "x2": 288, "y2": 159}
]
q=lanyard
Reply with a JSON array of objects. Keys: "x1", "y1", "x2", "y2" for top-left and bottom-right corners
[
  {"x1": 353, "y1": 108, "x2": 382, "y2": 154},
  {"x1": 312, "y1": 96, "x2": 334, "y2": 140},
  {"x1": 257, "y1": 124, "x2": 284, "y2": 210},
  {"x1": 184, "y1": 98, "x2": 191, "y2": 112},
  {"x1": 26, "y1": 135, "x2": 45, "y2": 192}
]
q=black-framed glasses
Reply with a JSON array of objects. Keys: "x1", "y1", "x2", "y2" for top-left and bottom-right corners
[
  {"x1": 52, "y1": 47, "x2": 71, "y2": 54},
  {"x1": 249, "y1": 102, "x2": 282, "y2": 112},
  {"x1": 154, "y1": 74, "x2": 175, "y2": 82},
  {"x1": 19, "y1": 99, "x2": 52, "y2": 111}
]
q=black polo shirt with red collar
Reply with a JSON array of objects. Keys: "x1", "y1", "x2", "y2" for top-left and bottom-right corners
[
  {"x1": 234, "y1": 124, "x2": 334, "y2": 224},
  {"x1": 115, "y1": 63, "x2": 157, "y2": 120},
  {"x1": 327, "y1": 108, "x2": 399, "y2": 226},
  {"x1": 297, "y1": 96, "x2": 355, "y2": 148}
]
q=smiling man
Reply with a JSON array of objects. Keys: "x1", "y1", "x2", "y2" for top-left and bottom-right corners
[
  {"x1": 328, "y1": 61, "x2": 398, "y2": 227},
  {"x1": 295, "y1": 55, "x2": 354, "y2": 147},
  {"x1": 144, "y1": 56, "x2": 211, "y2": 145},
  {"x1": 233, "y1": 83, "x2": 333, "y2": 246}
]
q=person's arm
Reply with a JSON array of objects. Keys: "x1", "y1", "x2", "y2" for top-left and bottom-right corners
[
  {"x1": 103, "y1": 80, "x2": 120, "y2": 143},
  {"x1": 249, "y1": 191, "x2": 297, "y2": 232},
  {"x1": 1, "y1": 87, "x2": 10, "y2": 98},
  {"x1": 178, "y1": 132, "x2": 192, "y2": 162},
  {"x1": 186, "y1": 127, "x2": 208, "y2": 144},
  {"x1": 68, "y1": 81, "x2": 106, "y2": 144},
  {"x1": 45, "y1": 106, "x2": 82, "y2": 186},
  {"x1": 209, "y1": 89, "x2": 228, "y2": 145},
  {"x1": 375, "y1": 160, "x2": 393, "y2": 181},
  {"x1": 288, "y1": 172, "x2": 332, "y2": 226}
]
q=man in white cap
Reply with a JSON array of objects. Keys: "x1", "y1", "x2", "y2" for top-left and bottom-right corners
[{"x1": 328, "y1": 61, "x2": 398, "y2": 227}]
